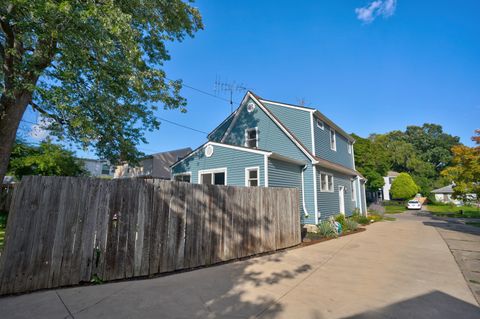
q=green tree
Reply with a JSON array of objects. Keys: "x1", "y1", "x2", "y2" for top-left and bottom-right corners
[
  {"x1": 0, "y1": 1, "x2": 203, "y2": 182},
  {"x1": 8, "y1": 139, "x2": 87, "y2": 179},
  {"x1": 351, "y1": 133, "x2": 390, "y2": 190},
  {"x1": 441, "y1": 145, "x2": 480, "y2": 201},
  {"x1": 390, "y1": 173, "x2": 419, "y2": 200}
]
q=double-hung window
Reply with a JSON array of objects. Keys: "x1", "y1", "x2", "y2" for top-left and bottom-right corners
[
  {"x1": 199, "y1": 169, "x2": 226, "y2": 185},
  {"x1": 316, "y1": 119, "x2": 324, "y2": 130},
  {"x1": 348, "y1": 142, "x2": 352, "y2": 154},
  {"x1": 330, "y1": 129, "x2": 336, "y2": 151},
  {"x1": 351, "y1": 180, "x2": 356, "y2": 201},
  {"x1": 245, "y1": 128, "x2": 258, "y2": 148},
  {"x1": 320, "y1": 173, "x2": 334, "y2": 192},
  {"x1": 245, "y1": 167, "x2": 259, "y2": 187}
]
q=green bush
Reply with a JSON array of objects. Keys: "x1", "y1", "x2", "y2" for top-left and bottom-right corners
[
  {"x1": 351, "y1": 213, "x2": 370, "y2": 225},
  {"x1": 316, "y1": 221, "x2": 337, "y2": 238},
  {"x1": 344, "y1": 219, "x2": 359, "y2": 231},
  {"x1": 390, "y1": 173, "x2": 419, "y2": 200},
  {"x1": 334, "y1": 214, "x2": 346, "y2": 228}
]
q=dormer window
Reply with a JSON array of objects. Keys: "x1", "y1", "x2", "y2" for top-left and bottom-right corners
[
  {"x1": 316, "y1": 119, "x2": 324, "y2": 130},
  {"x1": 330, "y1": 129, "x2": 336, "y2": 151},
  {"x1": 245, "y1": 128, "x2": 258, "y2": 148}
]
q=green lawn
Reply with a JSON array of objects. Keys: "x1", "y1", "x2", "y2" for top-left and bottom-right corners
[
  {"x1": 466, "y1": 222, "x2": 480, "y2": 228},
  {"x1": 384, "y1": 203, "x2": 406, "y2": 214},
  {"x1": 425, "y1": 205, "x2": 480, "y2": 218}
]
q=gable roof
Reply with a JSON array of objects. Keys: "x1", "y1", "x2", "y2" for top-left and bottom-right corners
[
  {"x1": 258, "y1": 97, "x2": 355, "y2": 142},
  {"x1": 147, "y1": 147, "x2": 192, "y2": 178},
  {"x1": 431, "y1": 185, "x2": 454, "y2": 194},
  {"x1": 212, "y1": 91, "x2": 363, "y2": 178}
]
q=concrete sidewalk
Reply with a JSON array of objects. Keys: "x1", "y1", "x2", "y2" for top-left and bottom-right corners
[{"x1": 0, "y1": 212, "x2": 478, "y2": 318}]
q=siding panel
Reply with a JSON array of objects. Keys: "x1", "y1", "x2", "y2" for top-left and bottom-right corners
[
  {"x1": 172, "y1": 145, "x2": 265, "y2": 187},
  {"x1": 314, "y1": 121, "x2": 354, "y2": 169},
  {"x1": 317, "y1": 167, "x2": 357, "y2": 220}
]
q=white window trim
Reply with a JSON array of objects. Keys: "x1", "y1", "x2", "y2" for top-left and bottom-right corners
[
  {"x1": 172, "y1": 171, "x2": 192, "y2": 182},
  {"x1": 351, "y1": 179, "x2": 356, "y2": 202},
  {"x1": 316, "y1": 119, "x2": 324, "y2": 130},
  {"x1": 319, "y1": 171, "x2": 334, "y2": 193},
  {"x1": 244, "y1": 127, "x2": 259, "y2": 148},
  {"x1": 198, "y1": 168, "x2": 228, "y2": 185},
  {"x1": 245, "y1": 166, "x2": 260, "y2": 187},
  {"x1": 330, "y1": 128, "x2": 337, "y2": 151}
]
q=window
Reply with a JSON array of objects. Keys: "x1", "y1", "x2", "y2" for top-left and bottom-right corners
[
  {"x1": 245, "y1": 128, "x2": 258, "y2": 148},
  {"x1": 101, "y1": 164, "x2": 110, "y2": 175},
  {"x1": 316, "y1": 119, "x2": 324, "y2": 130},
  {"x1": 245, "y1": 167, "x2": 259, "y2": 187},
  {"x1": 199, "y1": 169, "x2": 226, "y2": 185},
  {"x1": 330, "y1": 129, "x2": 336, "y2": 151},
  {"x1": 351, "y1": 180, "x2": 356, "y2": 201},
  {"x1": 174, "y1": 174, "x2": 191, "y2": 183},
  {"x1": 348, "y1": 142, "x2": 352, "y2": 154},
  {"x1": 320, "y1": 173, "x2": 334, "y2": 192}
]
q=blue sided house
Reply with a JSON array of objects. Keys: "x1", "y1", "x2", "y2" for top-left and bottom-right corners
[{"x1": 171, "y1": 91, "x2": 367, "y2": 224}]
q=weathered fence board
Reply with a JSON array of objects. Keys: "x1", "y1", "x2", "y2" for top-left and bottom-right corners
[{"x1": 0, "y1": 176, "x2": 300, "y2": 295}]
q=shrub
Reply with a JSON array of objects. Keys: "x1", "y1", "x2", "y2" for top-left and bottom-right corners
[
  {"x1": 334, "y1": 214, "x2": 346, "y2": 228},
  {"x1": 390, "y1": 173, "x2": 419, "y2": 200},
  {"x1": 316, "y1": 221, "x2": 337, "y2": 238},
  {"x1": 344, "y1": 219, "x2": 359, "y2": 231},
  {"x1": 351, "y1": 213, "x2": 370, "y2": 225}
]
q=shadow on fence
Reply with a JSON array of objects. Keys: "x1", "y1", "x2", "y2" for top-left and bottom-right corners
[{"x1": 0, "y1": 176, "x2": 300, "y2": 296}]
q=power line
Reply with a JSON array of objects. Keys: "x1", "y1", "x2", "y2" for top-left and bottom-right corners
[{"x1": 19, "y1": 79, "x2": 237, "y2": 136}]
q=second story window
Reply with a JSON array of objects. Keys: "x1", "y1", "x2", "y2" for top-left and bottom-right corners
[
  {"x1": 330, "y1": 129, "x2": 336, "y2": 151},
  {"x1": 348, "y1": 142, "x2": 352, "y2": 154},
  {"x1": 245, "y1": 128, "x2": 258, "y2": 148},
  {"x1": 316, "y1": 119, "x2": 324, "y2": 130}
]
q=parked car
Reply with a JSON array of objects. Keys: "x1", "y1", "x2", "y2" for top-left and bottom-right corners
[{"x1": 407, "y1": 200, "x2": 422, "y2": 210}]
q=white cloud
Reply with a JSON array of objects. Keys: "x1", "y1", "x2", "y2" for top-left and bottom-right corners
[{"x1": 355, "y1": 0, "x2": 397, "y2": 23}]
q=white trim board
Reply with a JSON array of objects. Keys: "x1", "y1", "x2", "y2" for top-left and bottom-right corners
[
  {"x1": 264, "y1": 155, "x2": 269, "y2": 187},
  {"x1": 244, "y1": 166, "x2": 261, "y2": 187},
  {"x1": 198, "y1": 167, "x2": 228, "y2": 185}
]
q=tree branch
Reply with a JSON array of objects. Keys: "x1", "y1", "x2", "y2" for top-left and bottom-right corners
[{"x1": 30, "y1": 101, "x2": 66, "y2": 126}]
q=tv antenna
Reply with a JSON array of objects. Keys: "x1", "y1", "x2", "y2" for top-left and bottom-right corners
[{"x1": 214, "y1": 76, "x2": 250, "y2": 113}]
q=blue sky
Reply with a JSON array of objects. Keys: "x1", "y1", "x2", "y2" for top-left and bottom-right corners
[{"x1": 22, "y1": 0, "x2": 480, "y2": 157}]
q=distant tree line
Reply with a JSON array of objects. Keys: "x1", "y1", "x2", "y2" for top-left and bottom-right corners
[{"x1": 353, "y1": 123, "x2": 479, "y2": 201}]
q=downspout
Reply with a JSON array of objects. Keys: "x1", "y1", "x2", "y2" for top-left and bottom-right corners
[{"x1": 301, "y1": 165, "x2": 309, "y2": 218}]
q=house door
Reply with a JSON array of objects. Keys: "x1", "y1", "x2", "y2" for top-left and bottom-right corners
[{"x1": 339, "y1": 186, "x2": 345, "y2": 215}]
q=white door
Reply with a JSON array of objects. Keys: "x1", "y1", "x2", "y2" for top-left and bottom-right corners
[{"x1": 339, "y1": 186, "x2": 345, "y2": 215}]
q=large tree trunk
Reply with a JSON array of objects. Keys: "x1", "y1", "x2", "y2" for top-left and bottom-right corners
[{"x1": 0, "y1": 93, "x2": 31, "y2": 183}]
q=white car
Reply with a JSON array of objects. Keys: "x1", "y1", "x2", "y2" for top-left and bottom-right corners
[{"x1": 407, "y1": 200, "x2": 422, "y2": 210}]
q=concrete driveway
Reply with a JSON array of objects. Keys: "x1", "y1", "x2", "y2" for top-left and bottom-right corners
[{"x1": 1, "y1": 211, "x2": 479, "y2": 319}]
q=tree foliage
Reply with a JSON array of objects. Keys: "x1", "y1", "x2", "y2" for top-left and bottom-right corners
[
  {"x1": 8, "y1": 139, "x2": 87, "y2": 179},
  {"x1": 390, "y1": 173, "x2": 419, "y2": 200},
  {"x1": 353, "y1": 124, "x2": 460, "y2": 195},
  {"x1": 0, "y1": 1, "x2": 203, "y2": 181},
  {"x1": 351, "y1": 133, "x2": 389, "y2": 190},
  {"x1": 441, "y1": 145, "x2": 480, "y2": 201}
]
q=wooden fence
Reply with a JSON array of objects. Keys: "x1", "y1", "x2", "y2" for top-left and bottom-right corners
[
  {"x1": 0, "y1": 184, "x2": 15, "y2": 212},
  {"x1": 0, "y1": 176, "x2": 300, "y2": 295}
]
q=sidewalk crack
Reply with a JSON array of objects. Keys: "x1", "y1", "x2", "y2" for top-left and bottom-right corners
[{"x1": 55, "y1": 290, "x2": 74, "y2": 319}]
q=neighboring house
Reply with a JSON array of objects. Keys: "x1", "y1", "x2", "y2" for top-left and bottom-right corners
[
  {"x1": 115, "y1": 148, "x2": 192, "y2": 179},
  {"x1": 171, "y1": 91, "x2": 367, "y2": 224},
  {"x1": 80, "y1": 159, "x2": 115, "y2": 178},
  {"x1": 382, "y1": 171, "x2": 400, "y2": 201},
  {"x1": 431, "y1": 184, "x2": 477, "y2": 205}
]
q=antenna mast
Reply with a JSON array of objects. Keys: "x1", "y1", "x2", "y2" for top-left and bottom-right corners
[{"x1": 214, "y1": 76, "x2": 249, "y2": 113}]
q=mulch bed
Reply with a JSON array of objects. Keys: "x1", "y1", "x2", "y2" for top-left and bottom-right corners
[{"x1": 298, "y1": 227, "x2": 367, "y2": 248}]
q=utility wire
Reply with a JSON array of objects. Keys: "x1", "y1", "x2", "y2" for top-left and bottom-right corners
[{"x1": 19, "y1": 79, "x2": 236, "y2": 136}]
